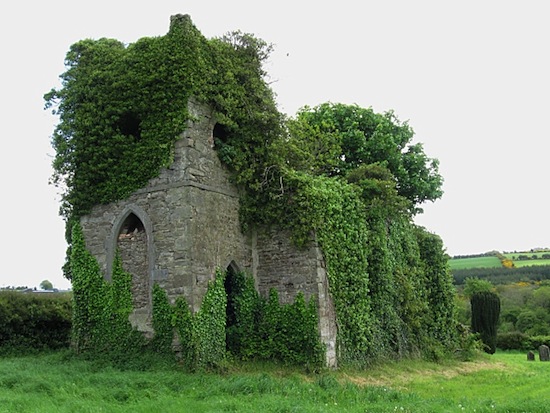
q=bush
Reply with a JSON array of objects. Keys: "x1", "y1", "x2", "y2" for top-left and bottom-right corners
[
  {"x1": 496, "y1": 333, "x2": 550, "y2": 351},
  {"x1": 528, "y1": 335, "x2": 550, "y2": 349},
  {"x1": 454, "y1": 324, "x2": 484, "y2": 361},
  {"x1": 496, "y1": 332, "x2": 530, "y2": 351},
  {"x1": 515, "y1": 309, "x2": 536, "y2": 333},
  {"x1": 0, "y1": 291, "x2": 72, "y2": 354}
]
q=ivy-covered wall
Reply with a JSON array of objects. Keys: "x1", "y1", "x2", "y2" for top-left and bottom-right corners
[
  {"x1": 78, "y1": 99, "x2": 253, "y2": 316},
  {"x1": 47, "y1": 15, "x2": 458, "y2": 368},
  {"x1": 78, "y1": 98, "x2": 337, "y2": 365},
  {"x1": 70, "y1": 223, "x2": 324, "y2": 369}
]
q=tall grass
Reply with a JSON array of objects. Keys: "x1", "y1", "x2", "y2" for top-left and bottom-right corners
[{"x1": 0, "y1": 351, "x2": 548, "y2": 412}]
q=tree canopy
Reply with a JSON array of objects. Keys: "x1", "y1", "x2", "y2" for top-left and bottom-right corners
[
  {"x1": 282, "y1": 103, "x2": 443, "y2": 212},
  {"x1": 463, "y1": 277, "x2": 495, "y2": 298},
  {"x1": 39, "y1": 280, "x2": 53, "y2": 291}
]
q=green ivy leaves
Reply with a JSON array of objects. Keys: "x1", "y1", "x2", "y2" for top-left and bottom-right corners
[
  {"x1": 159, "y1": 270, "x2": 324, "y2": 369},
  {"x1": 70, "y1": 224, "x2": 143, "y2": 356},
  {"x1": 46, "y1": 17, "x2": 281, "y2": 240},
  {"x1": 53, "y1": 17, "x2": 457, "y2": 367}
]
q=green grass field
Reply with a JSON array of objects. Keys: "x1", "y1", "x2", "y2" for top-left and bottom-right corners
[
  {"x1": 449, "y1": 256, "x2": 502, "y2": 270},
  {"x1": 503, "y1": 253, "x2": 550, "y2": 268},
  {"x1": 0, "y1": 351, "x2": 548, "y2": 412},
  {"x1": 510, "y1": 259, "x2": 550, "y2": 268},
  {"x1": 504, "y1": 252, "x2": 550, "y2": 260}
]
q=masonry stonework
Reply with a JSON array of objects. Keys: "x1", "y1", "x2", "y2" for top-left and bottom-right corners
[{"x1": 80, "y1": 99, "x2": 337, "y2": 366}]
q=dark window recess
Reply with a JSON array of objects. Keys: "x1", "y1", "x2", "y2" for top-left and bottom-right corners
[
  {"x1": 120, "y1": 213, "x2": 145, "y2": 234},
  {"x1": 224, "y1": 263, "x2": 241, "y2": 352},
  {"x1": 117, "y1": 112, "x2": 142, "y2": 139},
  {"x1": 213, "y1": 122, "x2": 230, "y2": 144}
]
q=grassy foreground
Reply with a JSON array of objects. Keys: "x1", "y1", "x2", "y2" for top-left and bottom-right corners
[{"x1": 0, "y1": 351, "x2": 548, "y2": 412}]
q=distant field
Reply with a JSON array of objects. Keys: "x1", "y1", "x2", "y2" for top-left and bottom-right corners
[
  {"x1": 449, "y1": 256, "x2": 502, "y2": 270},
  {"x1": 511, "y1": 259, "x2": 550, "y2": 268},
  {"x1": 503, "y1": 253, "x2": 550, "y2": 268},
  {"x1": 450, "y1": 252, "x2": 550, "y2": 271},
  {"x1": 504, "y1": 252, "x2": 550, "y2": 260}
]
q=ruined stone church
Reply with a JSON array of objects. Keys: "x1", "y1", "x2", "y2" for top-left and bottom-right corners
[{"x1": 80, "y1": 99, "x2": 337, "y2": 366}]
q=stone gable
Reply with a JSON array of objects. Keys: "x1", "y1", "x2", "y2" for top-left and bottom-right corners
[{"x1": 80, "y1": 99, "x2": 337, "y2": 366}]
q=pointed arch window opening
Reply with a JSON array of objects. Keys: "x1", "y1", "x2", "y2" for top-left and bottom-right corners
[
  {"x1": 116, "y1": 212, "x2": 149, "y2": 312},
  {"x1": 118, "y1": 213, "x2": 146, "y2": 240},
  {"x1": 213, "y1": 122, "x2": 230, "y2": 149}
]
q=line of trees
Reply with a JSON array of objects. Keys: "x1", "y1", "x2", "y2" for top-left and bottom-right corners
[
  {"x1": 453, "y1": 266, "x2": 550, "y2": 285},
  {"x1": 514, "y1": 254, "x2": 550, "y2": 261}
]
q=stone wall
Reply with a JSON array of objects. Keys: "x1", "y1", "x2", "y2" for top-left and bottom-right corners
[
  {"x1": 254, "y1": 229, "x2": 319, "y2": 302},
  {"x1": 80, "y1": 100, "x2": 252, "y2": 329},
  {"x1": 254, "y1": 229, "x2": 337, "y2": 366},
  {"x1": 79, "y1": 99, "x2": 337, "y2": 366},
  {"x1": 118, "y1": 228, "x2": 148, "y2": 311}
]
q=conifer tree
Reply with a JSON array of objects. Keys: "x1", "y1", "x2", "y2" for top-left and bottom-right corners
[{"x1": 471, "y1": 291, "x2": 500, "y2": 354}]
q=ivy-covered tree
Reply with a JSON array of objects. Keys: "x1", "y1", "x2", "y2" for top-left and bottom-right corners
[{"x1": 261, "y1": 103, "x2": 454, "y2": 362}]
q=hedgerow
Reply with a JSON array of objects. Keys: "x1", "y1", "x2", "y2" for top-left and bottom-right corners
[
  {"x1": 453, "y1": 266, "x2": 550, "y2": 285},
  {"x1": 0, "y1": 291, "x2": 72, "y2": 354},
  {"x1": 496, "y1": 332, "x2": 550, "y2": 351}
]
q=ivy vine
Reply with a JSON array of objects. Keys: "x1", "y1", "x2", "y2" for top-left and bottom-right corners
[
  {"x1": 70, "y1": 224, "x2": 145, "y2": 359},
  {"x1": 48, "y1": 15, "x2": 458, "y2": 366},
  {"x1": 45, "y1": 14, "x2": 281, "y2": 239}
]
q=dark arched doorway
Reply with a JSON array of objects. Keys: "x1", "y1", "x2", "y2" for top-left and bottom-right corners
[{"x1": 224, "y1": 262, "x2": 242, "y2": 353}]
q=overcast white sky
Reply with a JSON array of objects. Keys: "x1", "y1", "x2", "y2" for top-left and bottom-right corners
[{"x1": 1, "y1": 1, "x2": 549, "y2": 290}]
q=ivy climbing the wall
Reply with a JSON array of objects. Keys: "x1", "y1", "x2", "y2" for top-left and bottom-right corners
[
  {"x1": 71, "y1": 227, "x2": 324, "y2": 369},
  {"x1": 158, "y1": 269, "x2": 324, "y2": 370},
  {"x1": 48, "y1": 15, "x2": 458, "y2": 367},
  {"x1": 70, "y1": 224, "x2": 147, "y2": 362},
  {"x1": 45, "y1": 14, "x2": 281, "y2": 243},
  {"x1": 236, "y1": 103, "x2": 457, "y2": 364},
  {"x1": 224, "y1": 270, "x2": 324, "y2": 366}
]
